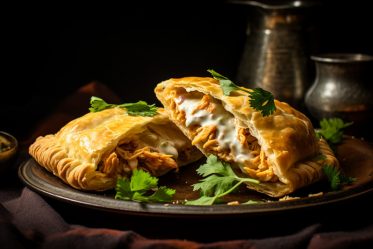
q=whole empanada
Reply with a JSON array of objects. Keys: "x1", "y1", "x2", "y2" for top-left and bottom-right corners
[
  {"x1": 29, "y1": 108, "x2": 203, "y2": 191},
  {"x1": 155, "y1": 77, "x2": 339, "y2": 197}
]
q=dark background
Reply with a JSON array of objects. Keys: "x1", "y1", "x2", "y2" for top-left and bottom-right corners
[{"x1": 2, "y1": 0, "x2": 372, "y2": 140}]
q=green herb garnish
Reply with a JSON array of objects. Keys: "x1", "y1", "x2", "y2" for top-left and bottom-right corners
[
  {"x1": 115, "y1": 169, "x2": 175, "y2": 203},
  {"x1": 207, "y1": 69, "x2": 241, "y2": 95},
  {"x1": 248, "y1": 88, "x2": 276, "y2": 117},
  {"x1": 207, "y1": 69, "x2": 276, "y2": 116},
  {"x1": 89, "y1": 96, "x2": 158, "y2": 117},
  {"x1": 316, "y1": 118, "x2": 353, "y2": 144},
  {"x1": 185, "y1": 155, "x2": 260, "y2": 205},
  {"x1": 322, "y1": 165, "x2": 356, "y2": 191}
]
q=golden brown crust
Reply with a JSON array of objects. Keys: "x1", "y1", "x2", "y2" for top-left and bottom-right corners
[
  {"x1": 29, "y1": 107, "x2": 202, "y2": 191},
  {"x1": 155, "y1": 77, "x2": 339, "y2": 197}
]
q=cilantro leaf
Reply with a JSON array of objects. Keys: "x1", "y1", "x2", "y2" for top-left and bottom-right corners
[
  {"x1": 248, "y1": 88, "x2": 276, "y2": 117},
  {"x1": 322, "y1": 165, "x2": 356, "y2": 191},
  {"x1": 131, "y1": 187, "x2": 175, "y2": 203},
  {"x1": 115, "y1": 169, "x2": 175, "y2": 203},
  {"x1": 192, "y1": 174, "x2": 236, "y2": 197},
  {"x1": 185, "y1": 155, "x2": 260, "y2": 205},
  {"x1": 89, "y1": 96, "x2": 158, "y2": 117},
  {"x1": 89, "y1": 96, "x2": 115, "y2": 112},
  {"x1": 340, "y1": 174, "x2": 356, "y2": 185},
  {"x1": 196, "y1": 154, "x2": 236, "y2": 177},
  {"x1": 115, "y1": 178, "x2": 133, "y2": 200},
  {"x1": 184, "y1": 195, "x2": 216, "y2": 206},
  {"x1": 207, "y1": 69, "x2": 240, "y2": 95},
  {"x1": 147, "y1": 186, "x2": 176, "y2": 203},
  {"x1": 121, "y1": 101, "x2": 158, "y2": 117},
  {"x1": 207, "y1": 69, "x2": 276, "y2": 116},
  {"x1": 220, "y1": 80, "x2": 240, "y2": 96},
  {"x1": 130, "y1": 169, "x2": 158, "y2": 192},
  {"x1": 316, "y1": 118, "x2": 353, "y2": 144}
]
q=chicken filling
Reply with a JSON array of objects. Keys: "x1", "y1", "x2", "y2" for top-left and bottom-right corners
[
  {"x1": 171, "y1": 89, "x2": 277, "y2": 182},
  {"x1": 98, "y1": 124, "x2": 192, "y2": 178}
]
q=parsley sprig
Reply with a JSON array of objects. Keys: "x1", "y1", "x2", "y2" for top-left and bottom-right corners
[
  {"x1": 207, "y1": 69, "x2": 276, "y2": 116},
  {"x1": 322, "y1": 165, "x2": 356, "y2": 191},
  {"x1": 115, "y1": 169, "x2": 175, "y2": 203},
  {"x1": 89, "y1": 96, "x2": 158, "y2": 117},
  {"x1": 185, "y1": 155, "x2": 260, "y2": 205},
  {"x1": 316, "y1": 118, "x2": 353, "y2": 144}
]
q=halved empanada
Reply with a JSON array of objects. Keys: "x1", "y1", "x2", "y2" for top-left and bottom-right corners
[
  {"x1": 29, "y1": 108, "x2": 202, "y2": 191},
  {"x1": 155, "y1": 77, "x2": 339, "y2": 197}
]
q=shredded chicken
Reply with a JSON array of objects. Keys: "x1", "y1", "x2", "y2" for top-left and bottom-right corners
[
  {"x1": 193, "y1": 95, "x2": 216, "y2": 114},
  {"x1": 172, "y1": 90, "x2": 278, "y2": 182},
  {"x1": 98, "y1": 142, "x2": 178, "y2": 178},
  {"x1": 101, "y1": 152, "x2": 120, "y2": 176},
  {"x1": 192, "y1": 125, "x2": 217, "y2": 145}
]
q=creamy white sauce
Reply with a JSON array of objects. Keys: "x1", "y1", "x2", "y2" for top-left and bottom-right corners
[
  {"x1": 176, "y1": 94, "x2": 254, "y2": 164},
  {"x1": 139, "y1": 126, "x2": 181, "y2": 159},
  {"x1": 158, "y1": 141, "x2": 179, "y2": 158}
]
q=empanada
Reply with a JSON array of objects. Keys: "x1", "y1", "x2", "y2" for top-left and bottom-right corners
[
  {"x1": 29, "y1": 108, "x2": 203, "y2": 191},
  {"x1": 155, "y1": 77, "x2": 339, "y2": 197}
]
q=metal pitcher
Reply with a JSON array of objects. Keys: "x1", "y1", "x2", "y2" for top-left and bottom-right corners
[
  {"x1": 305, "y1": 53, "x2": 373, "y2": 138},
  {"x1": 234, "y1": 0, "x2": 320, "y2": 108}
]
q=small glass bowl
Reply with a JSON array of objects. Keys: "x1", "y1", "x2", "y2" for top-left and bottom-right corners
[{"x1": 0, "y1": 131, "x2": 18, "y2": 175}]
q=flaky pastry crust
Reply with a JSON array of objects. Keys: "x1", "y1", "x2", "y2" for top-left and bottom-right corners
[
  {"x1": 29, "y1": 108, "x2": 202, "y2": 191},
  {"x1": 155, "y1": 77, "x2": 339, "y2": 197}
]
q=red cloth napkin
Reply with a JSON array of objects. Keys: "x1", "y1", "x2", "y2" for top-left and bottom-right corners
[{"x1": 2, "y1": 188, "x2": 373, "y2": 249}]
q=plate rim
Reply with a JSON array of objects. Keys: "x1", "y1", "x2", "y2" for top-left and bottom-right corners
[{"x1": 18, "y1": 158, "x2": 373, "y2": 217}]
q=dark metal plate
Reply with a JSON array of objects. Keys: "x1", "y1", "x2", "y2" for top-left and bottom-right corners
[{"x1": 18, "y1": 137, "x2": 373, "y2": 217}]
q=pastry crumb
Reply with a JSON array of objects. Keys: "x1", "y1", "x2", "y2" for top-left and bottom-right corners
[
  {"x1": 279, "y1": 195, "x2": 300, "y2": 201},
  {"x1": 308, "y1": 192, "x2": 324, "y2": 197},
  {"x1": 171, "y1": 200, "x2": 184, "y2": 205},
  {"x1": 227, "y1": 201, "x2": 240, "y2": 206}
]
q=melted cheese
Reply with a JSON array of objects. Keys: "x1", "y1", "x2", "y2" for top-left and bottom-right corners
[{"x1": 176, "y1": 94, "x2": 255, "y2": 164}]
